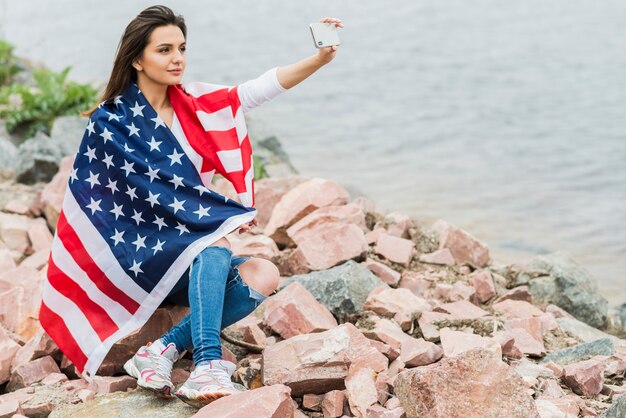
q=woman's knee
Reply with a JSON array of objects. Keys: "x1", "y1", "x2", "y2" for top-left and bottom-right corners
[{"x1": 238, "y1": 258, "x2": 280, "y2": 296}]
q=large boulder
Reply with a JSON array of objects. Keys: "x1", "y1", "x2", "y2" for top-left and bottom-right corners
[
  {"x1": 394, "y1": 349, "x2": 539, "y2": 418},
  {"x1": 278, "y1": 261, "x2": 387, "y2": 321},
  {"x1": 526, "y1": 252, "x2": 608, "y2": 329},
  {"x1": 192, "y1": 385, "x2": 294, "y2": 418}
]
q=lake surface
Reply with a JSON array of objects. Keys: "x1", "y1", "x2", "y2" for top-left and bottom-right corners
[{"x1": 2, "y1": 0, "x2": 624, "y2": 304}]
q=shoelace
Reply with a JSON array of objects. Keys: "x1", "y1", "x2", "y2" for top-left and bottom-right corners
[{"x1": 150, "y1": 350, "x2": 174, "y2": 379}]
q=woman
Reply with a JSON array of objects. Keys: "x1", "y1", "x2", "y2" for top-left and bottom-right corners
[{"x1": 71, "y1": 5, "x2": 343, "y2": 407}]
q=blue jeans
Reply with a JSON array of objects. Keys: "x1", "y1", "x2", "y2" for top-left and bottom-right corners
[{"x1": 160, "y1": 246, "x2": 268, "y2": 366}]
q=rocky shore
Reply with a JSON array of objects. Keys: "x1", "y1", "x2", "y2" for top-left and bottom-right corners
[{"x1": 0, "y1": 63, "x2": 625, "y2": 417}]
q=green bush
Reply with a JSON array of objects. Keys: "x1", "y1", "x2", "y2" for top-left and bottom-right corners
[
  {"x1": 0, "y1": 39, "x2": 22, "y2": 86},
  {"x1": 0, "y1": 66, "x2": 98, "y2": 138}
]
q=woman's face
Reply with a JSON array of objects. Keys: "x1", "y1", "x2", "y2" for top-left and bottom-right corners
[{"x1": 133, "y1": 24, "x2": 186, "y2": 86}]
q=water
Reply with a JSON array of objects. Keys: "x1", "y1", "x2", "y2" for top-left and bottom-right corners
[{"x1": 2, "y1": 0, "x2": 625, "y2": 304}]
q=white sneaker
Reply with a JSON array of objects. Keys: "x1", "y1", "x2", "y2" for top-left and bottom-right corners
[
  {"x1": 175, "y1": 359, "x2": 242, "y2": 408},
  {"x1": 123, "y1": 340, "x2": 179, "y2": 398}
]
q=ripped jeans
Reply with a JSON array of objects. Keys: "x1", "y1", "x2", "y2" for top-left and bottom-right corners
[{"x1": 159, "y1": 246, "x2": 267, "y2": 366}]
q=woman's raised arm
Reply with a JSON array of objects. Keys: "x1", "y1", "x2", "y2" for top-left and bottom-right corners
[{"x1": 276, "y1": 17, "x2": 343, "y2": 90}]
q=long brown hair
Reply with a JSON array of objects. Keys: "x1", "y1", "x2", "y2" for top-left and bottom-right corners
[{"x1": 83, "y1": 5, "x2": 186, "y2": 116}]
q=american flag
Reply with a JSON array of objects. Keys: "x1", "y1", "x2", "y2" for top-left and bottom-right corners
[{"x1": 40, "y1": 81, "x2": 257, "y2": 380}]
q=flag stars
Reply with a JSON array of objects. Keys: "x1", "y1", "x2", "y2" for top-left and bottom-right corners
[
  {"x1": 125, "y1": 185, "x2": 138, "y2": 201},
  {"x1": 85, "y1": 171, "x2": 100, "y2": 189},
  {"x1": 69, "y1": 168, "x2": 78, "y2": 184},
  {"x1": 86, "y1": 197, "x2": 102, "y2": 215},
  {"x1": 168, "y1": 197, "x2": 186, "y2": 214},
  {"x1": 153, "y1": 215, "x2": 167, "y2": 231},
  {"x1": 132, "y1": 234, "x2": 147, "y2": 251},
  {"x1": 105, "y1": 178, "x2": 119, "y2": 194},
  {"x1": 100, "y1": 127, "x2": 114, "y2": 143},
  {"x1": 193, "y1": 204, "x2": 211, "y2": 219},
  {"x1": 102, "y1": 153, "x2": 115, "y2": 169},
  {"x1": 194, "y1": 185, "x2": 210, "y2": 196},
  {"x1": 145, "y1": 191, "x2": 160, "y2": 208},
  {"x1": 145, "y1": 166, "x2": 160, "y2": 183},
  {"x1": 126, "y1": 122, "x2": 140, "y2": 137},
  {"x1": 129, "y1": 260, "x2": 143, "y2": 277},
  {"x1": 147, "y1": 136, "x2": 162, "y2": 152},
  {"x1": 121, "y1": 160, "x2": 136, "y2": 177},
  {"x1": 167, "y1": 149, "x2": 184, "y2": 166},
  {"x1": 152, "y1": 239, "x2": 165, "y2": 255},
  {"x1": 175, "y1": 222, "x2": 189, "y2": 236},
  {"x1": 131, "y1": 209, "x2": 145, "y2": 226},
  {"x1": 169, "y1": 174, "x2": 185, "y2": 190},
  {"x1": 124, "y1": 143, "x2": 135, "y2": 153},
  {"x1": 83, "y1": 146, "x2": 97, "y2": 163},
  {"x1": 110, "y1": 202, "x2": 124, "y2": 219},
  {"x1": 86, "y1": 120, "x2": 95, "y2": 137},
  {"x1": 151, "y1": 115, "x2": 166, "y2": 130},
  {"x1": 106, "y1": 112, "x2": 121, "y2": 122},
  {"x1": 130, "y1": 101, "x2": 145, "y2": 117},
  {"x1": 110, "y1": 229, "x2": 125, "y2": 246},
  {"x1": 113, "y1": 95, "x2": 123, "y2": 107}
]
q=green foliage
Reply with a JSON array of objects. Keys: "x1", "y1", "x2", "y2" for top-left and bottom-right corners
[
  {"x1": 0, "y1": 39, "x2": 22, "y2": 86},
  {"x1": 0, "y1": 66, "x2": 98, "y2": 138},
  {"x1": 253, "y1": 154, "x2": 267, "y2": 180}
]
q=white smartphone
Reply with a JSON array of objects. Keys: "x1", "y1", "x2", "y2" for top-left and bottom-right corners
[{"x1": 309, "y1": 22, "x2": 341, "y2": 48}]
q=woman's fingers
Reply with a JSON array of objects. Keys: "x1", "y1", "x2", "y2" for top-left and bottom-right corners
[{"x1": 320, "y1": 17, "x2": 344, "y2": 28}]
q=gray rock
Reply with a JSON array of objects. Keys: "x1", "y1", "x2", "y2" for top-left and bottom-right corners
[
  {"x1": 50, "y1": 116, "x2": 87, "y2": 157},
  {"x1": 15, "y1": 131, "x2": 65, "y2": 184},
  {"x1": 540, "y1": 338, "x2": 615, "y2": 365},
  {"x1": 556, "y1": 317, "x2": 622, "y2": 345},
  {"x1": 604, "y1": 393, "x2": 626, "y2": 418},
  {"x1": 49, "y1": 388, "x2": 197, "y2": 418},
  {"x1": 620, "y1": 303, "x2": 626, "y2": 330},
  {"x1": 527, "y1": 251, "x2": 608, "y2": 329},
  {"x1": 278, "y1": 260, "x2": 387, "y2": 321},
  {"x1": 527, "y1": 276, "x2": 558, "y2": 303},
  {"x1": 0, "y1": 134, "x2": 18, "y2": 171}
]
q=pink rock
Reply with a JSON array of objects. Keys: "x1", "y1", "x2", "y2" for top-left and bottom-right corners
[
  {"x1": 0, "y1": 213, "x2": 31, "y2": 254},
  {"x1": 302, "y1": 393, "x2": 323, "y2": 411},
  {"x1": 385, "y1": 397, "x2": 402, "y2": 410},
  {"x1": 76, "y1": 389, "x2": 96, "y2": 403},
  {"x1": 361, "y1": 317, "x2": 413, "y2": 350},
  {"x1": 321, "y1": 390, "x2": 345, "y2": 418},
  {"x1": 345, "y1": 366, "x2": 378, "y2": 418},
  {"x1": 0, "y1": 267, "x2": 43, "y2": 342},
  {"x1": 364, "y1": 287, "x2": 430, "y2": 318},
  {"x1": 262, "y1": 323, "x2": 388, "y2": 396},
  {"x1": 230, "y1": 234, "x2": 279, "y2": 260},
  {"x1": 11, "y1": 330, "x2": 60, "y2": 372},
  {"x1": 287, "y1": 203, "x2": 368, "y2": 246},
  {"x1": 365, "y1": 405, "x2": 406, "y2": 418},
  {"x1": 192, "y1": 384, "x2": 294, "y2": 418},
  {"x1": 40, "y1": 372, "x2": 68, "y2": 386},
  {"x1": 352, "y1": 196, "x2": 385, "y2": 216},
  {"x1": 20, "y1": 399, "x2": 53, "y2": 417},
  {"x1": 19, "y1": 248, "x2": 50, "y2": 270},
  {"x1": 382, "y1": 212, "x2": 414, "y2": 239},
  {"x1": 434, "y1": 300, "x2": 489, "y2": 320},
  {"x1": 0, "y1": 399, "x2": 22, "y2": 418},
  {"x1": 470, "y1": 271, "x2": 496, "y2": 303},
  {"x1": 369, "y1": 340, "x2": 400, "y2": 362},
  {"x1": 0, "y1": 328, "x2": 20, "y2": 384},
  {"x1": 88, "y1": 375, "x2": 137, "y2": 394},
  {"x1": 375, "y1": 370, "x2": 391, "y2": 405},
  {"x1": 263, "y1": 282, "x2": 338, "y2": 339},
  {"x1": 7, "y1": 355, "x2": 61, "y2": 391},
  {"x1": 288, "y1": 222, "x2": 368, "y2": 272},
  {"x1": 400, "y1": 338, "x2": 443, "y2": 367},
  {"x1": 365, "y1": 227, "x2": 386, "y2": 245},
  {"x1": 505, "y1": 317, "x2": 543, "y2": 343},
  {"x1": 431, "y1": 220, "x2": 491, "y2": 268},
  {"x1": 264, "y1": 178, "x2": 350, "y2": 246},
  {"x1": 40, "y1": 156, "x2": 73, "y2": 230},
  {"x1": 27, "y1": 218, "x2": 53, "y2": 253},
  {"x1": 493, "y1": 286, "x2": 532, "y2": 304},
  {"x1": 395, "y1": 348, "x2": 539, "y2": 418},
  {"x1": 362, "y1": 259, "x2": 401, "y2": 287},
  {"x1": 419, "y1": 248, "x2": 455, "y2": 266},
  {"x1": 538, "y1": 313, "x2": 560, "y2": 333},
  {"x1": 439, "y1": 328, "x2": 502, "y2": 358},
  {"x1": 397, "y1": 271, "x2": 431, "y2": 297},
  {"x1": 374, "y1": 233, "x2": 414, "y2": 267},
  {"x1": 0, "y1": 249, "x2": 16, "y2": 272},
  {"x1": 493, "y1": 333, "x2": 523, "y2": 359},
  {"x1": 254, "y1": 177, "x2": 307, "y2": 228},
  {"x1": 492, "y1": 328, "x2": 546, "y2": 357},
  {"x1": 393, "y1": 311, "x2": 414, "y2": 331},
  {"x1": 544, "y1": 304, "x2": 575, "y2": 319},
  {"x1": 417, "y1": 311, "x2": 453, "y2": 342},
  {"x1": 538, "y1": 379, "x2": 565, "y2": 398},
  {"x1": 543, "y1": 362, "x2": 564, "y2": 379},
  {"x1": 492, "y1": 299, "x2": 545, "y2": 319},
  {"x1": 536, "y1": 396, "x2": 580, "y2": 417},
  {"x1": 562, "y1": 358, "x2": 605, "y2": 396}
]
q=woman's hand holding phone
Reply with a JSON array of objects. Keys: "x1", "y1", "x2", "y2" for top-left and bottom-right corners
[{"x1": 313, "y1": 17, "x2": 344, "y2": 65}]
